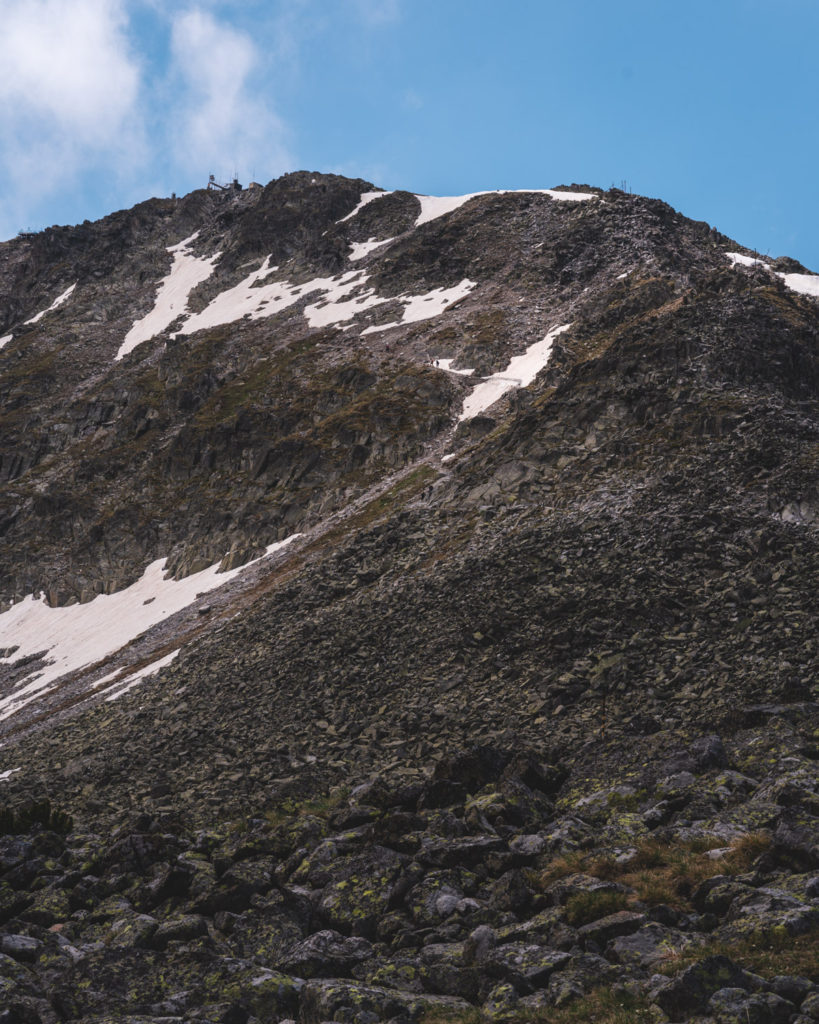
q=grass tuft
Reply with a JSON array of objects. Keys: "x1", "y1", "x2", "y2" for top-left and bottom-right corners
[
  {"x1": 564, "y1": 889, "x2": 629, "y2": 926},
  {"x1": 536, "y1": 832, "x2": 773, "y2": 912}
]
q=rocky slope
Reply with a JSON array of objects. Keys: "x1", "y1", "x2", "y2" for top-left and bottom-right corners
[{"x1": 0, "y1": 172, "x2": 817, "y2": 1024}]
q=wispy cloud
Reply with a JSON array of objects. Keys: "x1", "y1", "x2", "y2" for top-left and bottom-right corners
[
  {"x1": 0, "y1": 0, "x2": 143, "y2": 235},
  {"x1": 0, "y1": 0, "x2": 140, "y2": 142},
  {"x1": 167, "y1": 7, "x2": 291, "y2": 182},
  {"x1": 0, "y1": 0, "x2": 404, "y2": 241}
]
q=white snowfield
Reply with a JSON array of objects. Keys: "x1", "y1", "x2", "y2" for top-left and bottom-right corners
[
  {"x1": 118, "y1": 188, "x2": 594, "y2": 356},
  {"x1": 117, "y1": 233, "x2": 222, "y2": 359},
  {"x1": 303, "y1": 274, "x2": 392, "y2": 330},
  {"x1": 176, "y1": 256, "x2": 342, "y2": 335},
  {"x1": 0, "y1": 335, "x2": 12, "y2": 350},
  {"x1": 414, "y1": 189, "x2": 595, "y2": 227},
  {"x1": 361, "y1": 280, "x2": 476, "y2": 335},
  {"x1": 779, "y1": 272, "x2": 819, "y2": 297},
  {"x1": 336, "y1": 191, "x2": 391, "y2": 223},
  {"x1": 0, "y1": 535, "x2": 301, "y2": 723},
  {"x1": 24, "y1": 283, "x2": 76, "y2": 325},
  {"x1": 725, "y1": 252, "x2": 819, "y2": 298},
  {"x1": 120, "y1": 235, "x2": 478, "y2": 351},
  {"x1": 177, "y1": 263, "x2": 410, "y2": 335},
  {"x1": 348, "y1": 237, "x2": 395, "y2": 261},
  {"x1": 725, "y1": 252, "x2": 767, "y2": 269},
  {"x1": 458, "y1": 324, "x2": 571, "y2": 422},
  {"x1": 338, "y1": 188, "x2": 596, "y2": 231}
]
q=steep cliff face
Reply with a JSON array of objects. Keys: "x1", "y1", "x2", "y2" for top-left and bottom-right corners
[
  {"x1": 0, "y1": 174, "x2": 817, "y2": 1024},
  {"x1": 6, "y1": 174, "x2": 795, "y2": 608}
]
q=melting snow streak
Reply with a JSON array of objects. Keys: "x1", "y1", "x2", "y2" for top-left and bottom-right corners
[
  {"x1": 24, "y1": 284, "x2": 76, "y2": 324},
  {"x1": 349, "y1": 237, "x2": 395, "y2": 261},
  {"x1": 458, "y1": 324, "x2": 570, "y2": 421},
  {"x1": 0, "y1": 535, "x2": 301, "y2": 722},
  {"x1": 105, "y1": 650, "x2": 181, "y2": 702},
  {"x1": 362, "y1": 280, "x2": 476, "y2": 335},
  {"x1": 117, "y1": 233, "x2": 220, "y2": 359},
  {"x1": 337, "y1": 191, "x2": 393, "y2": 223},
  {"x1": 339, "y1": 188, "x2": 596, "y2": 229}
]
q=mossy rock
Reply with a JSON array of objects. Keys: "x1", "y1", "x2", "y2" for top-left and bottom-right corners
[
  {"x1": 317, "y1": 847, "x2": 406, "y2": 938},
  {"x1": 301, "y1": 977, "x2": 474, "y2": 1024},
  {"x1": 20, "y1": 884, "x2": 71, "y2": 927}
]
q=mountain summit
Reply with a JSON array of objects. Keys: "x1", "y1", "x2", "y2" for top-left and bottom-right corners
[{"x1": 0, "y1": 173, "x2": 817, "y2": 1023}]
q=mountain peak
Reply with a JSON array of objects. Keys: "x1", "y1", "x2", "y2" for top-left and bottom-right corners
[{"x1": 0, "y1": 174, "x2": 817, "y2": 1022}]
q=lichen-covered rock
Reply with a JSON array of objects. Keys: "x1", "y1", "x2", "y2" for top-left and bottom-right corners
[
  {"x1": 651, "y1": 956, "x2": 767, "y2": 1022},
  {"x1": 799, "y1": 991, "x2": 819, "y2": 1020},
  {"x1": 317, "y1": 847, "x2": 406, "y2": 938},
  {"x1": 708, "y1": 986, "x2": 795, "y2": 1024},
  {"x1": 577, "y1": 909, "x2": 646, "y2": 947},
  {"x1": 484, "y1": 943, "x2": 572, "y2": 993},
  {"x1": 150, "y1": 913, "x2": 208, "y2": 949},
  {"x1": 606, "y1": 922, "x2": 698, "y2": 968},
  {"x1": 406, "y1": 867, "x2": 479, "y2": 928},
  {"x1": 0, "y1": 934, "x2": 42, "y2": 964},
  {"x1": 546, "y1": 953, "x2": 618, "y2": 1008},
  {"x1": 299, "y1": 977, "x2": 473, "y2": 1024},
  {"x1": 714, "y1": 887, "x2": 819, "y2": 943},
  {"x1": 279, "y1": 929, "x2": 373, "y2": 979}
]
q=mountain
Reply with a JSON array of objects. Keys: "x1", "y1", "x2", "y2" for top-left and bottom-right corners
[{"x1": 0, "y1": 172, "x2": 817, "y2": 1024}]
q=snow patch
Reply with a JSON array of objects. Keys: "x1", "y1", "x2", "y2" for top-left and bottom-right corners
[
  {"x1": 435, "y1": 358, "x2": 475, "y2": 376},
  {"x1": 176, "y1": 261, "x2": 376, "y2": 335},
  {"x1": 349, "y1": 237, "x2": 395, "y2": 261},
  {"x1": 725, "y1": 252, "x2": 819, "y2": 298},
  {"x1": 441, "y1": 453, "x2": 457, "y2": 463},
  {"x1": 0, "y1": 335, "x2": 12, "y2": 349},
  {"x1": 24, "y1": 283, "x2": 76, "y2": 325},
  {"x1": 121, "y1": 186, "x2": 595, "y2": 347},
  {"x1": 105, "y1": 649, "x2": 180, "y2": 702},
  {"x1": 169, "y1": 255, "x2": 474, "y2": 337},
  {"x1": 725, "y1": 251, "x2": 767, "y2": 268},
  {"x1": 361, "y1": 280, "x2": 476, "y2": 335},
  {"x1": 414, "y1": 189, "x2": 595, "y2": 227},
  {"x1": 0, "y1": 767, "x2": 21, "y2": 782},
  {"x1": 458, "y1": 324, "x2": 570, "y2": 422},
  {"x1": 337, "y1": 191, "x2": 393, "y2": 223},
  {"x1": 779, "y1": 272, "x2": 819, "y2": 297},
  {"x1": 303, "y1": 277, "x2": 388, "y2": 329},
  {"x1": 117, "y1": 233, "x2": 221, "y2": 359},
  {"x1": 414, "y1": 194, "x2": 479, "y2": 226},
  {"x1": 338, "y1": 187, "x2": 595, "y2": 231},
  {"x1": 0, "y1": 535, "x2": 301, "y2": 723}
]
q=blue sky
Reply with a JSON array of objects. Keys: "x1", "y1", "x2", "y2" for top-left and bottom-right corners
[{"x1": 2, "y1": 0, "x2": 817, "y2": 270}]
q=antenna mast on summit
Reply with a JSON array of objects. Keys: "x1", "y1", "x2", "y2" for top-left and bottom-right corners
[{"x1": 207, "y1": 172, "x2": 243, "y2": 192}]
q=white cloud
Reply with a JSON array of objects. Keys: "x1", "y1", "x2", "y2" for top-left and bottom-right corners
[
  {"x1": 0, "y1": 0, "x2": 402, "y2": 242},
  {"x1": 0, "y1": 0, "x2": 143, "y2": 237},
  {"x1": 168, "y1": 7, "x2": 291, "y2": 181},
  {"x1": 0, "y1": 0, "x2": 140, "y2": 142}
]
